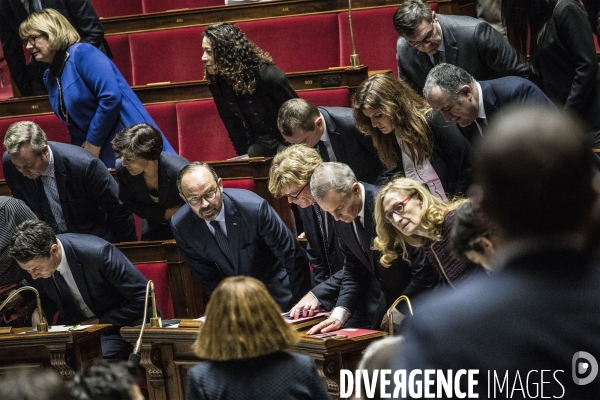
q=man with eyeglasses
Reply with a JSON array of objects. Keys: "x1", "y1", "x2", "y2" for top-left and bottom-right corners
[
  {"x1": 0, "y1": 0, "x2": 111, "y2": 96},
  {"x1": 306, "y1": 162, "x2": 438, "y2": 334},
  {"x1": 393, "y1": 0, "x2": 528, "y2": 95},
  {"x1": 171, "y1": 162, "x2": 310, "y2": 311}
]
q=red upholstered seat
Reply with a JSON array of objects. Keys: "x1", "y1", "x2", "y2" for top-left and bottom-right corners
[
  {"x1": 134, "y1": 262, "x2": 175, "y2": 320},
  {"x1": 176, "y1": 100, "x2": 237, "y2": 161},
  {"x1": 222, "y1": 179, "x2": 255, "y2": 191},
  {"x1": 237, "y1": 14, "x2": 340, "y2": 73},
  {"x1": 338, "y1": 7, "x2": 401, "y2": 75},
  {"x1": 105, "y1": 34, "x2": 133, "y2": 86},
  {"x1": 89, "y1": 0, "x2": 143, "y2": 18},
  {"x1": 146, "y1": 103, "x2": 180, "y2": 153},
  {"x1": 129, "y1": 27, "x2": 205, "y2": 86},
  {"x1": 142, "y1": 0, "x2": 223, "y2": 13},
  {"x1": 299, "y1": 88, "x2": 351, "y2": 108}
]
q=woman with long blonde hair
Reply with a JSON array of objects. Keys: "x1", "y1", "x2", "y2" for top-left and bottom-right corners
[
  {"x1": 353, "y1": 73, "x2": 473, "y2": 199},
  {"x1": 186, "y1": 276, "x2": 329, "y2": 400},
  {"x1": 374, "y1": 177, "x2": 482, "y2": 287}
]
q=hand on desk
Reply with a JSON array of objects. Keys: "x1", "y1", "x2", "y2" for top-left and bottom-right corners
[
  {"x1": 289, "y1": 292, "x2": 321, "y2": 319},
  {"x1": 307, "y1": 317, "x2": 341, "y2": 335}
]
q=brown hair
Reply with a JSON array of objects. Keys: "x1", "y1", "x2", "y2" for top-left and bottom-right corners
[{"x1": 193, "y1": 276, "x2": 298, "y2": 360}]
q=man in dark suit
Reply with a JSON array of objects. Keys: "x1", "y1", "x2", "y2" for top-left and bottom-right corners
[
  {"x1": 277, "y1": 98, "x2": 385, "y2": 185},
  {"x1": 171, "y1": 162, "x2": 311, "y2": 310},
  {"x1": 10, "y1": 220, "x2": 149, "y2": 360},
  {"x1": 2, "y1": 121, "x2": 136, "y2": 243},
  {"x1": 392, "y1": 0, "x2": 528, "y2": 94},
  {"x1": 0, "y1": 0, "x2": 111, "y2": 96},
  {"x1": 307, "y1": 162, "x2": 438, "y2": 334},
  {"x1": 398, "y1": 107, "x2": 600, "y2": 398},
  {"x1": 268, "y1": 145, "x2": 384, "y2": 329},
  {"x1": 423, "y1": 63, "x2": 555, "y2": 143}
]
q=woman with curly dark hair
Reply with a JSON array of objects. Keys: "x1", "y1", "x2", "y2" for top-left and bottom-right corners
[
  {"x1": 352, "y1": 73, "x2": 473, "y2": 199},
  {"x1": 502, "y1": 0, "x2": 600, "y2": 147},
  {"x1": 202, "y1": 23, "x2": 298, "y2": 157}
]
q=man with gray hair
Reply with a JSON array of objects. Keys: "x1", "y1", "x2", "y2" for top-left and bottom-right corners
[
  {"x1": 424, "y1": 63, "x2": 553, "y2": 143},
  {"x1": 393, "y1": 0, "x2": 527, "y2": 94},
  {"x1": 307, "y1": 162, "x2": 437, "y2": 334},
  {"x1": 2, "y1": 121, "x2": 136, "y2": 243}
]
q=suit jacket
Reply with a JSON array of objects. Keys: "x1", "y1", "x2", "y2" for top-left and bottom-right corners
[
  {"x1": 116, "y1": 152, "x2": 188, "y2": 240},
  {"x1": 399, "y1": 248, "x2": 600, "y2": 398},
  {"x1": 171, "y1": 188, "x2": 310, "y2": 310},
  {"x1": 318, "y1": 107, "x2": 385, "y2": 184},
  {"x1": 209, "y1": 63, "x2": 298, "y2": 155},
  {"x1": 396, "y1": 14, "x2": 528, "y2": 94},
  {"x1": 536, "y1": 0, "x2": 600, "y2": 132},
  {"x1": 3, "y1": 142, "x2": 137, "y2": 243},
  {"x1": 44, "y1": 43, "x2": 174, "y2": 168},
  {"x1": 459, "y1": 76, "x2": 555, "y2": 143},
  {"x1": 335, "y1": 183, "x2": 438, "y2": 315},
  {"x1": 383, "y1": 112, "x2": 473, "y2": 197},
  {"x1": 28, "y1": 234, "x2": 148, "y2": 333},
  {"x1": 0, "y1": 0, "x2": 110, "y2": 96}
]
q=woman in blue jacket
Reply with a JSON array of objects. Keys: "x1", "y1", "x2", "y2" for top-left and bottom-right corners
[{"x1": 18, "y1": 9, "x2": 174, "y2": 168}]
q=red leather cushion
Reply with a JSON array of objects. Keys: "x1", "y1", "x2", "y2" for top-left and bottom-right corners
[
  {"x1": 299, "y1": 88, "x2": 351, "y2": 108},
  {"x1": 176, "y1": 100, "x2": 236, "y2": 161},
  {"x1": 142, "y1": 0, "x2": 223, "y2": 13},
  {"x1": 129, "y1": 27, "x2": 205, "y2": 86},
  {"x1": 135, "y1": 262, "x2": 175, "y2": 320},
  {"x1": 105, "y1": 34, "x2": 133, "y2": 86},
  {"x1": 146, "y1": 103, "x2": 179, "y2": 153},
  {"x1": 222, "y1": 179, "x2": 255, "y2": 191},
  {"x1": 89, "y1": 0, "x2": 143, "y2": 18},
  {"x1": 338, "y1": 7, "x2": 400, "y2": 75},
  {"x1": 238, "y1": 14, "x2": 340, "y2": 73}
]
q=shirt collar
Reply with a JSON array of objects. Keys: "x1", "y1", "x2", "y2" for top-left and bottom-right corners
[
  {"x1": 204, "y1": 198, "x2": 226, "y2": 228},
  {"x1": 41, "y1": 146, "x2": 55, "y2": 179},
  {"x1": 476, "y1": 81, "x2": 487, "y2": 120},
  {"x1": 55, "y1": 239, "x2": 68, "y2": 275},
  {"x1": 357, "y1": 182, "x2": 365, "y2": 222},
  {"x1": 318, "y1": 112, "x2": 330, "y2": 142}
]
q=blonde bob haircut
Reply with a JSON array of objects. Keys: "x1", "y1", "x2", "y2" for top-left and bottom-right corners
[
  {"x1": 373, "y1": 177, "x2": 466, "y2": 266},
  {"x1": 193, "y1": 276, "x2": 299, "y2": 361},
  {"x1": 352, "y1": 73, "x2": 433, "y2": 169},
  {"x1": 19, "y1": 8, "x2": 80, "y2": 51},
  {"x1": 268, "y1": 144, "x2": 322, "y2": 198}
]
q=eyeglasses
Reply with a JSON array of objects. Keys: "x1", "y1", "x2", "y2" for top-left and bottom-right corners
[
  {"x1": 282, "y1": 181, "x2": 309, "y2": 200},
  {"x1": 406, "y1": 21, "x2": 436, "y2": 49},
  {"x1": 384, "y1": 195, "x2": 412, "y2": 223},
  {"x1": 22, "y1": 35, "x2": 43, "y2": 46},
  {"x1": 186, "y1": 188, "x2": 218, "y2": 206}
]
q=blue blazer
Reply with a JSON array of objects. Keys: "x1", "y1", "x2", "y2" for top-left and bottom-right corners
[
  {"x1": 44, "y1": 43, "x2": 174, "y2": 168},
  {"x1": 171, "y1": 188, "x2": 310, "y2": 310},
  {"x1": 28, "y1": 234, "x2": 149, "y2": 333},
  {"x1": 116, "y1": 152, "x2": 189, "y2": 240},
  {"x1": 3, "y1": 142, "x2": 137, "y2": 243}
]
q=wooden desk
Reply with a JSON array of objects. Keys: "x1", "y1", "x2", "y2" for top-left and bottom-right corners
[
  {"x1": 0, "y1": 324, "x2": 111, "y2": 378},
  {"x1": 120, "y1": 325, "x2": 385, "y2": 400}
]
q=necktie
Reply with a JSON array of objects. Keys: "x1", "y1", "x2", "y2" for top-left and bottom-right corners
[
  {"x1": 313, "y1": 204, "x2": 333, "y2": 276},
  {"x1": 35, "y1": 177, "x2": 60, "y2": 233},
  {"x1": 354, "y1": 216, "x2": 370, "y2": 255},
  {"x1": 210, "y1": 221, "x2": 234, "y2": 265},
  {"x1": 316, "y1": 140, "x2": 330, "y2": 162},
  {"x1": 53, "y1": 272, "x2": 85, "y2": 324},
  {"x1": 432, "y1": 51, "x2": 441, "y2": 66}
]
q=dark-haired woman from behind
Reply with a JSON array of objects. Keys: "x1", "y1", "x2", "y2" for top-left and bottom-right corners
[
  {"x1": 186, "y1": 276, "x2": 330, "y2": 400},
  {"x1": 202, "y1": 22, "x2": 298, "y2": 157},
  {"x1": 112, "y1": 124, "x2": 188, "y2": 241}
]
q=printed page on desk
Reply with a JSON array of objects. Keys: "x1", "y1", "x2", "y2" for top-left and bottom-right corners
[{"x1": 324, "y1": 328, "x2": 381, "y2": 339}]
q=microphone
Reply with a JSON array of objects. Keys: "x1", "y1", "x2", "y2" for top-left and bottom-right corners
[
  {"x1": 348, "y1": 0, "x2": 362, "y2": 68},
  {"x1": 0, "y1": 285, "x2": 48, "y2": 333},
  {"x1": 128, "y1": 280, "x2": 162, "y2": 368}
]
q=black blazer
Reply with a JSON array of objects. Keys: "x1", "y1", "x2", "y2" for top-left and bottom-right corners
[
  {"x1": 335, "y1": 183, "x2": 438, "y2": 313},
  {"x1": 28, "y1": 234, "x2": 149, "y2": 333},
  {"x1": 3, "y1": 142, "x2": 136, "y2": 243},
  {"x1": 396, "y1": 14, "x2": 528, "y2": 94},
  {"x1": 209, "y1": 63, "x2": 298, "y2": 155},
  {"x1": 0, "y1": 0, "x2": 110, "y2": 96},
  {"x1": 171, "y1": 188, "x2": 310, "y2": 310},
  {"x1": 116, "y1": 152, "x2": 189, "y2": 240},
  {"x1": 318, "y1": 107, "x2": 385, "y2": 184}
]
